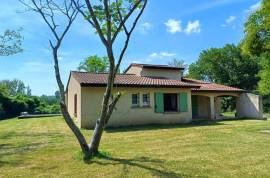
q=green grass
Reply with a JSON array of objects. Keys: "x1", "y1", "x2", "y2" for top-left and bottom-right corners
[
  {"x1": 1, "y1": 117, "x2": 270, "y2": 178},
  {"x1": 222, "y1": 111, "x2": 236, "y2": 117}
]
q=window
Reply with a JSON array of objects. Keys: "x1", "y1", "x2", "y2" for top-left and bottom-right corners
[
  {"x1": 74, "y1": 94, "x2": 77, "y2": 117},
  {"x1": 142, "y1": 93, "x2": 150, "y2": 106},
  {"x1": 132, "y1": 93, "x2": 139, "y2": 106},
  {"x1": 164, "y1": 93, "x2": 178, "y2": 112}
]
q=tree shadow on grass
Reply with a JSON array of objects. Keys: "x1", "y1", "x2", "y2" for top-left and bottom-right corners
[
  {"x1": 105, "y1": 120, "x2": 226, "y2": 133},
  {"x1": 0, "y1": 131, "x2": 65, "y2": 140},
  {"x1": 0, "y1": 142, "x2": 47, "y2": 167},
  {"x1": 0, "y1": 132, "x2": 65, "y2": 168},
  {"x1": 85, "y1": 153, "x2": 194, "y2": 178}
]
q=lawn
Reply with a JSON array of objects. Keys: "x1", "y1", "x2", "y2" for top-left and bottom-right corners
[{"x1": 0, "y1": 117, "x2": 270, "y2": 178}]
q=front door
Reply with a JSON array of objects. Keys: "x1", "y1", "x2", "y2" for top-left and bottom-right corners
[{"x1": 192, "y1": 95, "x2": 199, "y2": 118}]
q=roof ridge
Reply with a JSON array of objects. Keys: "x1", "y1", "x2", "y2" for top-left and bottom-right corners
[
  {"x1": 182, "y1": 77, "x2": 211, "y2": 84},
  {"x1": 71, "y1": 71, "x2": 135, "y2": 75}
]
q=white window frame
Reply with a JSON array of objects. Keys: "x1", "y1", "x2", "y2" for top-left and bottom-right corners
[
  {"x1": 131, "y1": 93, "x2": 140, "y2": 106},
  {"x1": 142, "y1": 93, "x2": 150, "y2": 106}
]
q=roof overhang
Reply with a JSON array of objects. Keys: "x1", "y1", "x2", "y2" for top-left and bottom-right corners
[{"x1": 81, "y1": 83, "x2": 199, "y2": 88}]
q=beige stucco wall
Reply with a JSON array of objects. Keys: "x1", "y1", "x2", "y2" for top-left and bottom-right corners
[
  {"x1": 192, "y1": 92, "x2": 240, "y2": 119},
  {"x1": 67, "y1": 75, "x2": 82, "y2": 127},
  {"x1": 215, "y1": 97, "x2": 222, "y2": 115},
  {"x1": 125, "y1": 66, "x2": 182, "y2": 80},
  {"x1": 125, "y1": 66, "x2": 142, "y2": 76},
  {"x1": 236, "y1": 93, "x2": 263, "y2": 119},
  {"x1": 197, "y1": 96, "x2": 211, "y2": 118},
  {"x1": 141, "y1": 68, "x2": 182, "y2": 80},
  {"x1": 81, "y1": 87, "x2": 192, "y2": 128}
]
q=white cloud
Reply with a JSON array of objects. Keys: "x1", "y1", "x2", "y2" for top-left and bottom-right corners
[
  {"x1": 160, "y1": 52, "x2": 177, "y2": 57},
  {"x1": 149, "y1": 52, "x2": 158, "y2": 58},
  {"x1": 184, "y1": 20, "x2": 201, "y2": 34},
  {"x1": 149, "y1": 52, "x2": 176, "y2": 58},
  {"x1": 226, "y1": 16, "x2": 236, "y2": 24},
  {"x1": 131, "y1": 60, "x2": 142, "y2": 63},
  {"x1": 138, "y1": 22, "x2": 152, "y2": 34},
  {"x1": 165, "y1": 19, "x2": 182, "y2": 34},
  {"x1": 246, "y1": 2, "x2": 261, "y2": 13},
  {"x1": 221, "y1": 16, "x2": 237, "y2": 27}
]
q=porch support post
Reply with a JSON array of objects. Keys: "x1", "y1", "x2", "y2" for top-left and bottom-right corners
[{"x1": 210, "y1": 96, "x2": 215, "y2": 120}]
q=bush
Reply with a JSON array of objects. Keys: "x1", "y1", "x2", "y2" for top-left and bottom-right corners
[
  {"x1": 0, "y1": 94, "x2": 60, "y2": 119},
  {"x1": 0, "y1": 80, "x2": 60, "y2": 119}
]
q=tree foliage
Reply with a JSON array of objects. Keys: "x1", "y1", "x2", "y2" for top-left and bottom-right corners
[
  {"x1": 0, "y1": 80, "x2": 60, "y2": 119},
  {"x1": 188, "y1": 44, "x2": 260, "y2": 112},
  {"x1": 0, "y1": 79, "x2": 31, "y2": 96},
  {"x1": 241, "y1": 0, "x2": 270, "y2": 95},
  {"x1": 0, "y1": 29, "x2": 23, "y2": 56},
  {"x1": 78, "y1": 55, "x2": 109, "y2": 72},
  {"x1": 188, "y1": 44, "x2": 260, "y2": 91},
  {"x1": 168, "y1": 59, "x2": 187, "y2": 76}
]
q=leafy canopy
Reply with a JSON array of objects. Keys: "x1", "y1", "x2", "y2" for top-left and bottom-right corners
[
  {"x1": 188, "y1": 44, "x2": 260, "y2": 91},
  {"x1": 85, "y1": 0, "x2": 145, "y2": 37},
  {"x1": 78, "y1": 55, "x2": 109, "y2": 73},
  {"x1": 0, "y1": 79, "x2": 31, "y2": 96},
  {"x1": 241, "y1": 0, "x2": 270, "y2": 95}
]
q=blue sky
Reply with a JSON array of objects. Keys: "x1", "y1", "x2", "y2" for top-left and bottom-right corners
[{"x1": 0, "y1": 0, "x2": 261, "y2": 95}]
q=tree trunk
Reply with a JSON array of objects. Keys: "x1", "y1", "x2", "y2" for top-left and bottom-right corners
[
  {"x1": 88, "y1": 118, "x2": 105, "y2": 154},
  {"x1": 60, "y1": 101, "x2": 91, "y2": 158},
  {"x1": 88, "y1": 47, "x2": 115, "y2": 155},
  {"x1": 52, "y1": 48, "x2": 90, "y2": 158}
]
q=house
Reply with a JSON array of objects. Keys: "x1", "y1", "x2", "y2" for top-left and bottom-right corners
[{"x1": 66, "y1": 63, "x2": 263, "y2": 129}]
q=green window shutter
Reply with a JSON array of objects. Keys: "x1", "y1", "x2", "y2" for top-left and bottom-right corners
[
  {"x1": 155, "y1": 92, "x2": 164, "y2": 113},
  {"x1": 179, "y1": 92, "x2": 188, "y2": 112}
]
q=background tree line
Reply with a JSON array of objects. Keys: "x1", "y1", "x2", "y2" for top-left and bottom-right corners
[
  {"x1": 188, "y1": 0, "x2": 270, "y2": 112},
  {"x1": 0, "y1": 79, "x2": 60, "y2": 119}
]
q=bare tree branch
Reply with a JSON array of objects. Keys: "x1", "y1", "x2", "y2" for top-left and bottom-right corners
[
  {"x1": 103, "y1": 0, "x2": 112, "y2": 43},
  {"x1": 111, "y1": 0, "x2": 143, "y2": 43},
  {"x1": 20, "y1": 0, "x2": 91, "y2": 158},
  {"x1": 71, "y1": 0, "x2": 96, "y2": 27},
  {"x1": 105, "y1": 92, "x2": 121, "y2": 124},
  {"x1": 114, "y1": 0, "x2": 147, "y2": 75},
  {"x1": 84, "y1": 0, "x2": 108, "y2": 45}
]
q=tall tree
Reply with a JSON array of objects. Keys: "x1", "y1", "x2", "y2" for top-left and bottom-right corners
[
  {"x1": 20, "y1": 0, "x2": 90, "y2": 158},
  {"x1": 168, "y1": 59, "x2": 187, "y2": 75},
  {"x1": 0, "y1": 79, "x2": 27, "y2": 96},
  {"x1": 78, "y1": 55, "x2": 109, "y2": 73},
  {"x1": 73, "y1": 0, "x2": 147, "y2": 156},
  {"x1": 168, "y1": 59, "x2": 186, "y2": 68},
  {"x1": 21, "y1": 0, "x2": 147, "y2": 158},
  {"x1": 241, "y1": 0, "x2": 270, "y2": 95},
  {"x1": 188, "y1": 44, "x2": 259, "y2": 91},
  {"x1": 0, "y1": 29, "x2": 23, "y2": 56}
]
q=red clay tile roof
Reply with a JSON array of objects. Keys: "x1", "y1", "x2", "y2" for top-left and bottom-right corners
[
  {"x1": 71, "y1": 71, "x2": 199, "y2": 88},
  {"x1": 70, "y1": 72, "x2": 245, "y2": 92},
  {"x1": 182, "y1": 78, "x2": 245, "y2": 92}
]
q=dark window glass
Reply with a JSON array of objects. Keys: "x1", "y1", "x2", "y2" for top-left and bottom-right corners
[
  {"x1": 143, "y1": 93, "x2": 150, "y2": 106},
  {"x1": 74, "y1": 94, "x2": 77, "y2": 117},
  {"x1": 132, "y1": 93, "x2": 139, "y2": 105}
]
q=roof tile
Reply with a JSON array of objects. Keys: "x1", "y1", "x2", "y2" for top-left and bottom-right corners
[
  {"x1": 71, "y1": 72, "x2": 198, "y2": 88},
  {"x1": 70, "y1": 72, "x2": 245, "y2": 92}
]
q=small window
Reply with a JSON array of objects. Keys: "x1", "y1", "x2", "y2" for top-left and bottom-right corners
[
  {"x1": 74, "y1": 94, "x2": 77, "y2": 117},
  {"x1": 142, "y1": 93, "x2": 150, "y2": 106},
  {"x1": 132, "y1": 93, "x2": 139, "y2": 106}
]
